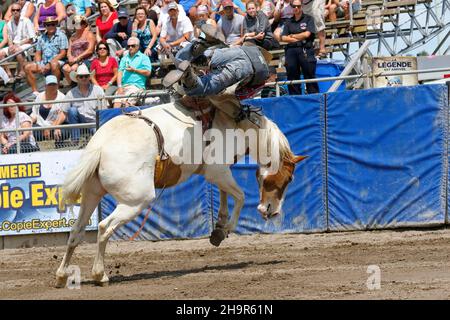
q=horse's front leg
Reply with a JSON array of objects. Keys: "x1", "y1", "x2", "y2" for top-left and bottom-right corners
[
  {"x1": 216, "y1": 190, "x2": 229, "y2": 229},
  {"x1": 209, "y1": 190, "x2": 229, "y2": 246},
  {"x1": 205, "y1": 167, "x2": 245, "y2": 246}
]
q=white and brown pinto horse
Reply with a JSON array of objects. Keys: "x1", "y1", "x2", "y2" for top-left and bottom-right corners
[{"x1": 55, "y1": 97, "x2": 306, "y2": 287}]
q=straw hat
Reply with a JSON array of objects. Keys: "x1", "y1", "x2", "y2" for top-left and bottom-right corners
[{"x1": 69, "y1": 64, "x2": 92, "y2": 83}]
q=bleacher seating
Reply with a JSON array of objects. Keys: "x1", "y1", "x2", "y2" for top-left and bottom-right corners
[{"x1": 0, "y1": 0, "x2": 431, "y2": 96}]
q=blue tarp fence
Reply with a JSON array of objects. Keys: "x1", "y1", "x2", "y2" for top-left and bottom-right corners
[{"x1": 99, "y1": 84, "x2": 449, "y2": 240}]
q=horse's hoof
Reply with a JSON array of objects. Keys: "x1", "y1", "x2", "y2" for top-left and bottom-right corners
[
  {"x1": 92, "y1": 272, "x2": 109, "y2": 287},
  {"x1": 97, "y1": 280, "x2": 109, "y2": 287},
  {"x1": 92, "y1": 273, "x2": 109, "y2": 286},
  {"x1": 55, "y1": 276, "x2": 68, "y2": 288},
  {"x1": 209, "y1": 228, "x2": 226, "y2": 247}
]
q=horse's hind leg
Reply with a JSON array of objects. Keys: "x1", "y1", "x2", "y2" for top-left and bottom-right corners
[
  {"x1": 55, "y1": 176, "x2": 105, "y2": 288},
  {"x1": 91, "y1": 197, "x2": 154, "y2": 286}
]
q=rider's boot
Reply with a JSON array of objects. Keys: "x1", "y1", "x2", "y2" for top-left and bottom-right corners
[
  {"x1": 162, "y1": 60, "x2": 197, "y2": 89},
  {"x1": 200, "y1": 24, "x2": 226, "y2": 46},
  {"x1": 180, "y1": 61, "x2": 197, "y2": 89}
]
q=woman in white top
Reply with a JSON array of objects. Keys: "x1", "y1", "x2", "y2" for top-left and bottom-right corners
[
  {"x1": 30, "y1": 75, "x2": 67, "y2": 148},
  {"x1": 1, "y1": 91, "x2": 39, "y2": 154}
]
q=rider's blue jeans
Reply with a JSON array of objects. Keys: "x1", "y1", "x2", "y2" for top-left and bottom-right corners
[{"x1": 177, "y1": 46, "x2": 254, "y2": 97}]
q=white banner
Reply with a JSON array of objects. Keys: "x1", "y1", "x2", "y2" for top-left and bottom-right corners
[
  {"x1": 372, "y1": 56, "x2": 418, "y2": 88},
  {"x1": 0, "y1": 150, "x2": 98, "y2": 236}
]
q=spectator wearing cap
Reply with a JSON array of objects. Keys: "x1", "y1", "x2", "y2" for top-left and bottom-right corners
[
  {"x1": 30, "y1": 75, "x2": 68, "y2": 148},
  {"x1": 24, "y1": 16, "x2": 68, "y2": 96},
  {"x1": 34, "y1": 0, "x2": 66, "y2": 33},
  {"x1": 114, "y1": 36, "x2": 152, "y2": 108},
  {"x1": 241, "y1": 1, "x2": 279, "y2": 50},
  {"x1": 60, "y1": 64, "x2": 107, "y2": 145},
  {"x1": 193, "y1": 4, "x2": 216, "y2": 38},
  {"x1": 62, "y1": 14, "x2": 95, "y2": 86},
  {"x1": 157, "y1": 0, "x2": 186, "y2": 34},
  {"x1": 159, "y1": 2, "x2": 193, "y2": 55},
  {"x1": 217, "y1": 0, "x2": 244, "y2": 46},
  {"x1": 105, "y1": 7, "x2": 133, "y2": 58},
  {"x1": 0, "y1": 2, "x2": 35, "y2": 79},
  {"x1": 95, "y1": 0, "x2": 118, "y2": 44}
]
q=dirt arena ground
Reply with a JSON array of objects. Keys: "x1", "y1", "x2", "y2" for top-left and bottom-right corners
[{"x1": 1, "y1": 228, "x2": 450, "y2": 299}]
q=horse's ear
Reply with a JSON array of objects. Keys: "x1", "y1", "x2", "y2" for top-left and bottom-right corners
[{"x1": 293, "y1": 155, "x2": 308, "y2": 163}]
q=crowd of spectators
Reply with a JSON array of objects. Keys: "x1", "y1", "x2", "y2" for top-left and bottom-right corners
[{"x1": 0, "y1": 0, "x2": 361, "y2": 153}]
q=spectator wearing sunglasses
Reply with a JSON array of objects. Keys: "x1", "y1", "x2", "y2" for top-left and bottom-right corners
[
  {"x1": 60, "y1": 64, "x2": 108, "y2": 146},
  {"x1": 90, "y1": 41, "x2": 118, "y2": 96},
  {"x1": 0, "y1": 2, "x2": 35, "y2": 80},
  {"x1": 24, "y1": 16, "x2": 68, "y2": 97},
  {"x1": 113, "y1": 37, "x2": 152, "y2": 108},
  {"x1": 281, "y1": 0, "x2": 319, "y2": 95},
  {"x1": 105, "y1": 7, "x2": 133, "y2": 58},
  {"x1": 3, "y1": 0, "x2": 35, "y2": 22}
]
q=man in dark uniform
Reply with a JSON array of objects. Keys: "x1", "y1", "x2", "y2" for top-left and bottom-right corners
[{"x1": 281, "y1": 0, "x2": 319, "y2": 95}]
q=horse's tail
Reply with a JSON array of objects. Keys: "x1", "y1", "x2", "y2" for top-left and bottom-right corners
[{"x1": 62, "y1": 147, "x2": 101, "y2": 204}]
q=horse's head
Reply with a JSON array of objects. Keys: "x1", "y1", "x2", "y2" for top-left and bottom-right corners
[{"x1": 256, "y1": 155, "x2": 307, "y2": 220}]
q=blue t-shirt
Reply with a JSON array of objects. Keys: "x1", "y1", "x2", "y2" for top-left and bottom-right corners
[{"x1": 119, "y1": 51, "x2": 152, "y2": 89}]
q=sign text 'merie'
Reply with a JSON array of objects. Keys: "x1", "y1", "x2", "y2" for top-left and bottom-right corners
[{"x1": 0, "y1": 163, "x2": 41, "y2": 179}]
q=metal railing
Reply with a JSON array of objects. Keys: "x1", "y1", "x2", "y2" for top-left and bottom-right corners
[
  {"x1": 1, "y1": 56, "x2": 449, "y2": 155},
  {"x1": 0, "y1": 89, "x2": 167, "y2": 154},
  {"x1": 268, "y1": 67, "x2": 450, "y2": 97}
]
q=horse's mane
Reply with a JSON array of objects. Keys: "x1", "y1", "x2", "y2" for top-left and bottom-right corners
[{"x1": 259, "y1": 116, "x2": 295, "y2": 167}]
